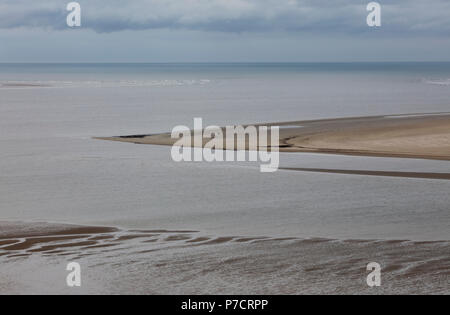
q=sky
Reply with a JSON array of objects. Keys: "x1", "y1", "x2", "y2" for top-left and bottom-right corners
[{"x1": 0, "y1": 0, "x2": 449, "y2": 62}]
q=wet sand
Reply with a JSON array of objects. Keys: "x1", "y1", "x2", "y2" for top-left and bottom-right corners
[
  {"x1": 280, "y1": 168, "x2": 450, "y2": 180},
  {"x1": 96, "y1": 113, "x2": 450, "y2": 161},
  {"x1": 0, "y1": 221, "x2": 448, "y2": 294},
  {"x1": 0, "y1": 221, "x2": 117, "y2": 239}
]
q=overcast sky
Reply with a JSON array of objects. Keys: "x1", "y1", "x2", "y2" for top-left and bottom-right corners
[{"x1": 1, "y1": 0, "x2": 449, "y2": 62}]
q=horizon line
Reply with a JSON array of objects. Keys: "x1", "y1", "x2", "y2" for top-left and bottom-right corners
[{"x1": 1, "y1": 61, "x2": 450, "y2": 65}]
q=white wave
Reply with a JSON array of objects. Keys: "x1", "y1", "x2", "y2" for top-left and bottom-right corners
[
  {"x1": 0, "y1": 79, "x2": 212, "y2": 89},
  {"x1": 424, "y1": 79, "x2": 450, "y2": 86}
]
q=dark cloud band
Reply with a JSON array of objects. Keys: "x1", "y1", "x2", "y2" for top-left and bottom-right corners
[{"x1": 0, "y1": 0, "x2": 449, "y2": 35}]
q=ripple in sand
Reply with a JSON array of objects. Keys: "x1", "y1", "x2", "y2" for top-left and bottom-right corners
[{"x1": 1, "y1": 221, "x2": 448, "y2": 295}]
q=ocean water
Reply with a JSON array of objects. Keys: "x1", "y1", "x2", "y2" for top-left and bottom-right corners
[{"x1": 0, "y1": 63, "x2": 449, "y2": 294}]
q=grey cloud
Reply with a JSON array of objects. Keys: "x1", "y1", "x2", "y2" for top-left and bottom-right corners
[{"x1": 0, "y1": 0, "x2": 449, "y2": 35}]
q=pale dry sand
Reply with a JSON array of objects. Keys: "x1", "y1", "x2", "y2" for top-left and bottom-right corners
[{"x1": 96, "y1": 113, "x2": 450, "y2": 161}]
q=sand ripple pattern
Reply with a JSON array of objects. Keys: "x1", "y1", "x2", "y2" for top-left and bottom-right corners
[{"x1": 0, "y1": 224, "x2": 448, "y2": 294}]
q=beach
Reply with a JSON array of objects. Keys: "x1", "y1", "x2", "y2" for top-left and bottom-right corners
[
  {"x1": 2, "y1": 111, "x2": 450, "y2": 294},
  {"x1": 98, "y1": 113, "x2": 450, "y2": 179},
  {"x1": 99, "y1": 113, "x2": 450, "y2": 160},
  {"x1": 1, "y1": 63, "x2": 449, "y2": 294}
]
